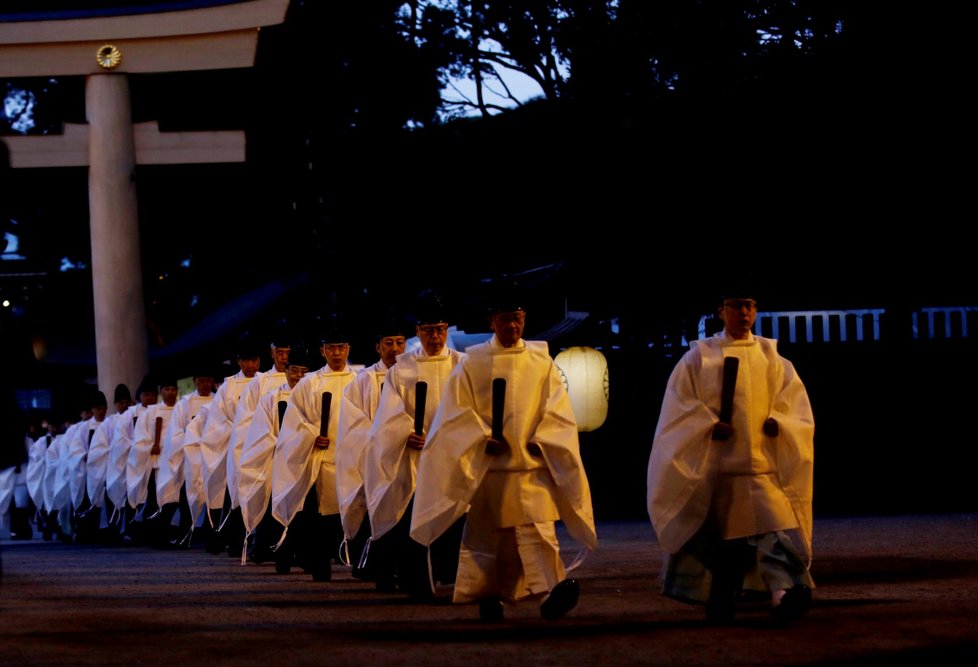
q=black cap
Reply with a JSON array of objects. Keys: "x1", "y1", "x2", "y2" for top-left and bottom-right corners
[
  {"x1": 719, "y1": 275, "x2": 760, "y2": 303},
  {"x1": 414, "y1": 290, "x2": 449, "y2": 325},
  {"x1": 286, "y1": 340, "x2": 314, "y2": 369},
  {"x1": 156, "y1": 373, "x2": 179, "y2": 389},
  {"x1": 375, "y1": 312, "x2": 411, "y2": 340},
  {"x1": 113, "y1": 383, "x2": 132, "y2": 403},
  {"x1": 320, "y1": 326, "x2": 349, "y2": 345},
  {"x1": 92, "y1": 390, "x2": 108, "y2": 409},
  {"x1": 236, "y1": 331, "x2": 263, "y2": 359},
  {"x1": 135, "y1": 375, "x2": 158, "y2": 398},
  {"x1": 485, "y1": 279, "x2": 525, "y2": 315},
  {"x1": 270, "y1": 319, "x2": 292, "y2": 349}
]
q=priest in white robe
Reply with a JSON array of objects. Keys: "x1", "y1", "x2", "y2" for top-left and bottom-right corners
[
  {"x1": 271, "y1": 326, "x2": 355, "y2": 581},
  {"x1": 411, "y1": 299, "x2": 597, "y2": 622},
  {"x1": 224, "y1": 335, "x2": 290, "y2": 556},
  {"x1": 647, "y1": 288, "x2": 815, "y2": 625},
  {"x1": 238, "y1": 344, "x2": 310, "y2": 563},
  {"x1": 156, "y1": 371, "x2": 215, "y2": 547},
  {"x1": 365, "y1": 309, "x2": 464, "y2": 597},
  {"x1": 127, "y1": 377, "x2": 179, "y2": 545},
  {"x1": 199, "y1": 335, "x2": 262, "y2": 554},
  {"x1": 86, "y1": 384, "x2": 133, "y2": 536}
]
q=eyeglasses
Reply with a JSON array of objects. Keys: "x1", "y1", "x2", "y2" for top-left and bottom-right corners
[
  {"x1": 417, "y1": 324, "x2": 448, "y2": 335},
  {"x1": 723, "y1": 299, "x2": 757, "y2": 311},
  {"x1": 322, "y1": 343, "x2": 349, "y2": 352}
]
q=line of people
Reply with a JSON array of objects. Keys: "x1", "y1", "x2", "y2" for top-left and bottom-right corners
[{"x1": 11, "y1": 295, "x2": 597, "y2": 622}]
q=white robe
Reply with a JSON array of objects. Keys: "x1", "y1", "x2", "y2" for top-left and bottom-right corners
[
  {"x1": 86, "y1": 414, "x2": 122, "y2": 508},
  {"x1": 410, "y1": 336, "x2": 597, "y2": 601},
  {"x1": 44, "y1": 431, "x2": 72, "y2": 513},
  {"x1": 105, "y1": 404, "x2": 151, "y2": 511},
  {"x1": 26, "y1": 433, "x2": 52, "y2": 509},
  {"x1": 127, "y1": 403, "x2": 175, "y2": 509},
  {"x1": 336, "y1": 360, "x2": 389, "y2": 540},
  {"x1": 157, "y1": 392, "x2": 213, "y2": 507},
  {"x1": 238, "y1": 382, "x2": 291, "y2": 536},
  {"x1": 646, "y1": 332, "x2": 815, "y2": 560},
  {"x1": 227, "y1": 370, "x2": 286, "y2": 510},
  {"x1": 182, "y1": 401, "x2": 213, "y2": 526},
  {"x1": 200, "y1": 372, "x2": 254, "y2": 511},
  {"x1": 0, "y1": 435, "x2": 30, "y2": 517},
  {"x1": 271, "y1": 365, "x2": 354, "y2": 527},
  {"x1": 65, "y1": 416, "x2": 103, "y2": 510},
  {"x1": 365, "y1": 348, "x2": 464, "y2": 541}
]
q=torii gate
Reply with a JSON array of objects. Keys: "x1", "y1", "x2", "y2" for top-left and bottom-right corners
[{"x1": 0, "y1": 0, "x2": 289, "y2": 409}]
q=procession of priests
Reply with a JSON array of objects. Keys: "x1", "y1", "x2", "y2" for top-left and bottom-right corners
[{"x1": 3, "y1": 283, "x2": 816, "y2": 627}]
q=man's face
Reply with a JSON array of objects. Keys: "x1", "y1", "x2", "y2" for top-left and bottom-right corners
[
  {"x1": 321, "y1": 342, "x2": 350, "y2": 371},
  {"x1": 490, "y1": 310, "x2": 525, "y2": 348},
  {"x1": 160, "y1": 386, "x2": 179, "y2": 406},
  {"x1": 416, "y1": 323, "x2": 448, "y2": 356},
  {"x1": 286, "y1": 364, "x2": 309, "y2": 388},
  {"x1": 271, "y1": 345, "x2": 290, "y2": 372},
  {"x1": 93, "y1": 405, "x2": 108, "y2": 421},
  {"x1": 195, "y1": 376, "x2": 214, "y2": 396},
  {"x1": 115, "y1": 400, "x2": 132, "y2": 414},
  {"x1": 238, "y1": 356, "x2": 261, "y2": 378},
  {"x1": 140, "y1": 391, "x2": 158, "y2": 407},
  {"x1": 719, "y1": 298, "x2": 757, "y2": 340},
  {"x1": 376, "y1": 336, "x2": 407, "y2": 367}
]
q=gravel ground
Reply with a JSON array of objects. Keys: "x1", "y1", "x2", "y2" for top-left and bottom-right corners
[{"x1": 2, "y1": 514, "x2": 977, "y2": 666}]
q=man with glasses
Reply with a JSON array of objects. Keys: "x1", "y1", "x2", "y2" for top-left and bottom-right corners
[
  {"x1": 272, "y1": 325, "x2": 356, "y2": 581},
  {"x1": 364, "y1": 298, "x2": 466, "y2": 598},
  {"x1": 647, "y1": 285, "x2": 815, "y2": 625}
]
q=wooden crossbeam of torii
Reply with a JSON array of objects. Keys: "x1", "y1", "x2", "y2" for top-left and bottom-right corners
[{"x1": 0, "y1": 0, "x2": 289, "y2": 412}]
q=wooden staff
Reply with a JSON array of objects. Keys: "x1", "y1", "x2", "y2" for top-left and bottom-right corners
[
  {"x1": 414, "y1": 381, "x2": 428, "y2": 436},
  {"x1": 720, "y1": 356, "x2": 739, "y2": 424},
  {"x1": 278, "y1": 400, "x2": 288, "y2": 429},
  {"x1": 491, "y1": 378, "x2": 506, "y2": 441},
  {"x1": 151, "y1": 416, "x2": 163, "y2": 455}
]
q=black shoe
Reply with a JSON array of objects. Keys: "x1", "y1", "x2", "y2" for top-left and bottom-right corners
[
  {"x1": 540, "y1": 579, "x2": 580, "y2": 621},
  {"x1": 479, "y1": 597, "x2": 504, "y2": 622},
  {"x1": 771, "y1": 585, "x2": 812, "y2": 624},
  {"x1": 204, "y1": 532, "x2": 225, "y2": 555},
  {"x1": 374, "y1": 579, "x2": 397, "y2": 593}
]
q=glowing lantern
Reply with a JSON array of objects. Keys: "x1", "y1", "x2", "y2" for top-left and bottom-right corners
[{"x1": 554, "y1": 346, "x2": 609, "y2": 432}]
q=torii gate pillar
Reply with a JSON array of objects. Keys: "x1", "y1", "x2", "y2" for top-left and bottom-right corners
[
  {"x1": 0, "y1": 0, "x2": 290, "y2": 407},
  {"x1": 87, "y1": 74, "x2": 147, "y2": 397}
]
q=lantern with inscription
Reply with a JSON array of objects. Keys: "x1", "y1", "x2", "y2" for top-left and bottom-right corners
[{"x1": 554, "y1": 346, "x2": 609, "y2": 432}]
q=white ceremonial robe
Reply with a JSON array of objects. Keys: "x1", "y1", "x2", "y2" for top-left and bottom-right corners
[
  {"x1": 127, "y1": 403, "x2": 175, "y2": 509},
  {"x1": 182, "y1": 401, "x2": 213, "y2": 526},
  {"x1": 0, "y1": 466, "x2": 13, "y2": 518},
  {"x1": 365, "y1": 348, "x2": 464, "y2": 542},
  {"x1": 45, "y1": 432, "x2": 72, "y2": 513},
  {"x1": 86, "y1": 414, "x2": 122, "y2": 508},
  {"x1": 238, "y1": 382, "x2": 291, "y2": 536},
  {"x1": 411, "y1": 336, "x2": 597, "y2": 603},
  {"x1": 105, "y1": 404, "x2": 151, "y2": 511},
  {"x1": 65, "y1": 416, "x2": 103, "y2": 510},
  {"x1": 647, "y1": 332, "x2": 815, "y2": 560},
  {"x1": 227, "y1": 370, "x2": 286, "y2": 511},
  {"x1": 157, "y1": 392, "x2": 213, "y2": 507},
  {"x1": 336, "y1": 360, "x2": 390, "y2": 541},
  {"x1": 26, "y1": 433, "x2": 52, "y2": 509},
  {"x1": 200, "y1": 372, "x2": 254, "y2": 511},
  {"x1": 271, "y1": 365, "x2": 354, "y2": 527},
  {"x1": 0, "y1": 435, "x2": 30, "y2": 517}
]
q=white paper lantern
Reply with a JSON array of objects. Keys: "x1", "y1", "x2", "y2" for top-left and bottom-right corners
[{"x1": 554, "y1": 346, "x2": 609, "y2": 432}]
